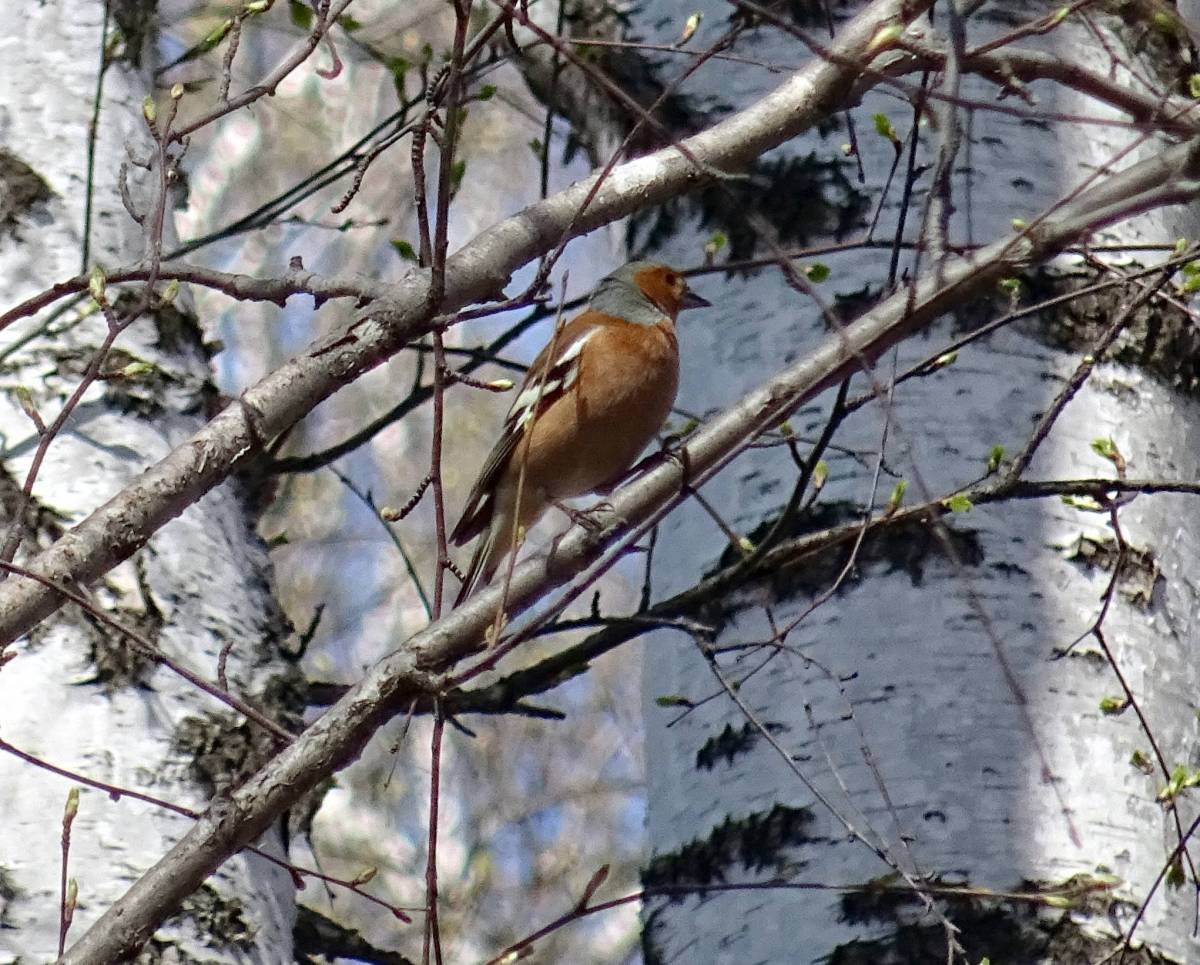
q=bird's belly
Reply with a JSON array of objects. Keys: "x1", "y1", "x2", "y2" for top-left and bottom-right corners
[{"x1": 556, "y1": 406, "x2": 664, "y2": 496}]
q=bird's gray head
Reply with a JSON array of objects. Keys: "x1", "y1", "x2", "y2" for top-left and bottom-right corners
[{"x1": 588, "y1": 261, "x2": 710, "y2": 324}]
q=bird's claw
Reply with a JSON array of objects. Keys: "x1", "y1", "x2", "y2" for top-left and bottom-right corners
[{"x1": 554, "y1": 499, "x2": 613, "y2": 532}]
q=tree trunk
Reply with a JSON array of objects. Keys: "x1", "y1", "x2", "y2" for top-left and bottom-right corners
[
  {"x1": 642, "y1": 4, "x2": 1200, "y2": 962},
  {"x1": 0, "y1": 4, "x2": 296, "y2": 959}
]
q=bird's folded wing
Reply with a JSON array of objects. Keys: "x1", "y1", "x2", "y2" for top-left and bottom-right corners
[{"x1": 449, "y1": 322, "x2": 601, "y2": 546}]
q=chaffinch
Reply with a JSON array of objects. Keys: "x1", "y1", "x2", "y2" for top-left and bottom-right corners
[{"x1": 450, "y1": 261, "x2": 710, "y2": 604}]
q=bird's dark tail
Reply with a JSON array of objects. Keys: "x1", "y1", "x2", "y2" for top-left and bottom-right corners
[{"x1": 453, "y1": 524, "x2": 499, "y2": 607}]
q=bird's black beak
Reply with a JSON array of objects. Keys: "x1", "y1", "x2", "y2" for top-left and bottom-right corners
[{"x1": 680, "y1": 288, "x2": 711, "y2": 310}]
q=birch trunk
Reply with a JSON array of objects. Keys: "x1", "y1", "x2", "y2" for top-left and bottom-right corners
[
  {"x1": 0, "y1": 4, "x2": 295, "y2": 959},
  {"x1": 642, "y1": 3, "x2": 1200, "y2": 961}
]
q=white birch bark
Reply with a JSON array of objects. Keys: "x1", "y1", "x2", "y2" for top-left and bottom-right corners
[
  {"x1": 643, "y1": 3, "x2": 1200, "y2": 962},
  {"x1": 0, "y1": 4, "x2": 294, "y2": 960}
]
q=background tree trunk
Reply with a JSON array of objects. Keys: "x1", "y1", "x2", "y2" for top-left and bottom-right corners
[
  {"x1": 642, "y1": 3, "x2": 1200, "y2": 962},
  {"x1": 0, "y1": 4, "x2": 296, "y2": 958}
]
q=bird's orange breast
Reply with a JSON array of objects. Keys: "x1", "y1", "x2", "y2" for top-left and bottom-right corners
[{"x1": 517, "y1": 314, "x2": 679, "y2": 502}]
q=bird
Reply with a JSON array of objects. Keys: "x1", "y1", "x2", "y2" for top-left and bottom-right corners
[{"x1": 450, "y1": 261, "x2": 710, "y2": 605}]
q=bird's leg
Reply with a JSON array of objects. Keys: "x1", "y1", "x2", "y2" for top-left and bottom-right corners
[
  {"x1": 621, "y1": 432, "x2": 692, "y2": 484},
  {"x1": 552, "y1": 498, "x2": 613, "y2": 532}
]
